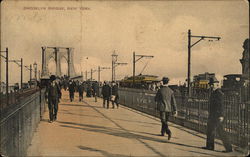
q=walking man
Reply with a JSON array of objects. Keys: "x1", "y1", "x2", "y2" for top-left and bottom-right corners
[
  {"x1": 202, "y1": 78, "x2": 233, "y2": 152},
  {"x1": 46, "y1": 75, "x2": 61, "y2": 123},
  {"x1": 111, "y1": 82, "x2": 119, "y2": 109},
  {"x1": 92, "y1": 81, "x2": 99, "y2": 102},
  {"x1": 78, "y1": 81, "x2": 84, "y2": 102},
  {"x1": 68, "y1": 80, "x2": 75, "y2": 102},
  {"x1": 155, "y1": 77, "x2": 177, "y2": 140},
  {"x1": 102, "y1": 81, "x2": 111, "y2": 109}
]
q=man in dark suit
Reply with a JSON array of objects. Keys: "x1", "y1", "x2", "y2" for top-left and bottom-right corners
[
  {"x1": 68, "y1": 80, "x2": 75, "y2": 102},
  {"x1": 202, "y1": 78, "x2": 233, "y2": 152},
  {"x1": 111, "y1": 82, "x2": 119, "y2": 109},
  {"x1": 155, "y1": 77, "x2": 177, "y2": 140},
  {"x1": 46, "y1": 75, "x2": 61, "y2": 123},
  {"x1": 78, "y1": 81, "x2": 84, "y2": 102},
  {"x1": 102, "y1": 81, "x2": 111, "y2": 109}
]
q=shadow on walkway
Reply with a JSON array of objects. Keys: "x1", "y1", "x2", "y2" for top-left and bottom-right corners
[
  {"x1": 77, "y1": 145, "x2": 132, "y2": 157},
  {"x1": 57, "y1": 120, "x2": 210, "y2": 154},
  {"x1": 60, "y1": 103, "x2": 104, "y2": 109}
]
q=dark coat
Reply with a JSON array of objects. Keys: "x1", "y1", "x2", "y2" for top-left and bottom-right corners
[
  {"x1": 46, "y1": 81, "x2": 61, "y2": 100},
  {"x1": 92, "y1": 82, "x2": 99, "y2": 93},
  {"x1": 78, "y1": 83, "x2": 84, "y2": 94},
  {"x1": 102, "y1": 84, "x2": 111, "y2": 98},
  {"x1": 111, "y1": 85, "x2": 118, "y2": 96},
  {"x1": 68, "y1": 83, "x2": 75, "y2": 93},
  {"x1": 208, "y1": 88, "x2": 224, "y2": 120},
  {"x1": 155, "y1": 85, "x2": 177, "y2": 112}
]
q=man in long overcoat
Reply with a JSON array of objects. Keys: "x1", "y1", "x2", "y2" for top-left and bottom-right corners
[
  {"x1": 46, "y1": 75, "x2": 61, "y2": 122},
  {"x1": 78, "y1": 81, "x2": 84, "y2": 102},
  {"x1": 155, "y1": 77, "x2": 177, "y2": 140},
  {"x1": 202, "y1": 78, "x2": 233, "y2": 152},
  {"x1": 68, "y1": 80, "x2": 75, "y2": 102},
  {"x1": 102, "y1": 81, "x2": 111, "y2": 109},
  {"x1": 111, "y1": 82, "x2": 119, "y2": 109}
]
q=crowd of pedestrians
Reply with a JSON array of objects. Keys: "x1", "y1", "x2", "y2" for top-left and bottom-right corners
[{"x1": 44, "y1": 75, "x2": 233, "y2": 153}]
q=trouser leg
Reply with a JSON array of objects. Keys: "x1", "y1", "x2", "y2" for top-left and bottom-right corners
[
  {"x1": 103, "y1": 98, "x2": 105, "y2": 107},
  {"x1": 112, "y1": 98, "x2": 115, "y2": 108},
  {"x1": 107, "y1": 98, "x2": 109, "y2": 109},
  {"x1": 115, "y1": 96, "x2": 119, "y2": 108},
  {"x1": 53, "y1": 99, "x2": 58, "y2": 120},
  {"x1": 217, "y1": 122, "x2": 232, "y2": 151},
  {"x1": 164, "y1": 113, "x2": 171, "y2": 135},
  {"x1": 160, "y1": 112, "x2": 170, "y2": 135},
  {"x1": 206, "y1": 120, "x2": 216, "y2": 149},
  {"x1": 161, "y1": 122, "x2": 165, "y2": 135},
  {"x1": 48, "y1": 100, "x2": 54, "y2": 121}
]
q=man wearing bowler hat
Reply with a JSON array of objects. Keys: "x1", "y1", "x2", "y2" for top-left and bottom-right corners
[
  {"x1": 155, "y1": 77, "x2": 177, "y2": 140},
  {"x1": 46, "y1": 75, "x2": 61, "y2": 123},
  {"x1": 202, "y1": 78, "x2": 233, "y2": 152}
]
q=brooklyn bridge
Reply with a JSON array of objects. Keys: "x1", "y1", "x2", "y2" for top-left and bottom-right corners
[{"x1": 0, "y1": 1, "x2": 249, "y2": 157}]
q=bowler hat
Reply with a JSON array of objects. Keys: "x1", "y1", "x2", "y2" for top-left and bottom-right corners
[
  {"x1": 50, "y1": 75, "x2": 56, "y2": 81},
  {"x1": 162, "y1": 77, "x2": 169, "y2": 82}
]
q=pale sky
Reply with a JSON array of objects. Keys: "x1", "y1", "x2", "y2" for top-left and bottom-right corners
[{"x1": 0, "y1": 0, "x2": 249, "y2": 85}]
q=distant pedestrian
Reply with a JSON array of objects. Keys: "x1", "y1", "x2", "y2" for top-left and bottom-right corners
[
  {"x1": 155, "y1": 77, "x2": 177, "y2": 140},
  {"x1": 68, "y1": 80, "x2": 75, "y2": 102},
  {"x1": 102, "y1": 81, "x2": 111, "y2": 109},
  {"x1": 202, "y1": 78, "x2": 233, "y2": 152},
  {"x1": 78, "y1": 81, "x2": 84, "y2": 101},
  {"x1": 92, "y1": 81, "x2": 99, "y2": 102},
  {"x1": 46, "y1": 75, "x2": 61, "y2": 123},
  {"x1": 111, "y1": 82, "x2": 119, "y2": 108},
  {"x1": 86, "y1": 82, "x2": 92, "y2": 97}
]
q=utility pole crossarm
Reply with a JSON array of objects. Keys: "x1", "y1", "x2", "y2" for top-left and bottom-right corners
[
  {"x1": 0, "y1": 54, "x2": 6, "y2": 59},
  {"x1": 9, "y1": 60, "x2": 21, "y2": 66},
  {"x1": 24, "y1": 65, "x2": 31, "y2": 70},
  {"x1": 190, "y1": 36, "x2": 221, "y2": 48},
  {"x1": 191, "y1": 35, "x2": 221, "y2": 39},
  {"x1": 114, "y1": 62, "x2": 127, "y2": 68},
  {"x1": 135, "y1": 55, "x2": 154, "y2": 63}
]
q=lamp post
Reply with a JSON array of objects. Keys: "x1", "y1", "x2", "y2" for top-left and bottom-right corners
[{"x1": 111, "y1": 51, "x2": 127, "y2": 82}]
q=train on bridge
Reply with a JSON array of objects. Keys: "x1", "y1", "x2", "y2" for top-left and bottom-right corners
[{"x1": 119, "y1": 74, "x2": 161, "y2": 89}]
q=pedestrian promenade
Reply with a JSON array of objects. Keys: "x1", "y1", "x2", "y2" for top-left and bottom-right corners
[{"x1": 27, "y1": 91, "x2": 242, "y2": 156}]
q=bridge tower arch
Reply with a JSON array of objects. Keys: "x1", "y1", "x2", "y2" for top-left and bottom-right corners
[{"x1": 41, "y1": 47, "x2": 76, "y2": 78}]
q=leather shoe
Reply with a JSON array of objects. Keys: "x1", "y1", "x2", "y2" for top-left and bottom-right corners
[
  {"x1": 168, "y1": 133, "x2": 172, "y2": 140},
  {"x1": 202, "y1": 146, "x2": 214, "y2": 151},
  {"x1": 222, "y1": 149, "x2": 233, "y2": 153}
]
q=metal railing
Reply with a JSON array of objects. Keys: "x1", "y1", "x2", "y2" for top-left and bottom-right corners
[
  {"x1": 0, "y1": 88, "x2": 46, "y2": 156},
  {"x1": 118, "y1": 87, "x2": 250, "y2": 150}
]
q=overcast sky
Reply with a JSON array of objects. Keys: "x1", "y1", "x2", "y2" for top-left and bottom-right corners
[{"x1": 0, "y1": 0, "x2": 249, "y2": 85}]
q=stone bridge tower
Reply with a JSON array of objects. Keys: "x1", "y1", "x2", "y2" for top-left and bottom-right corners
[{"x1": 41, "y1": 47, "x2": 76, "y2": 78}]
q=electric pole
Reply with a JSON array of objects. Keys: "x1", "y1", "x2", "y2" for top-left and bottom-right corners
[
  {"x1": 98, "y1": 66, "x2": 110, "y2": 83},
  {"x1": 9, "y1": 58, "x2": 23, "y2": 89},
  {"x1": 0, "y1": 48, "x2": 9, "y2": 105},
  {"x1": 132, "y1": 52, "x2": 154, "y2": 87},
  {"x1": 111, "y1": 51, "x2": 118, "y2": 82},
  {"x1": 187, "y1": 29, "x2": 221, "y2": 97}
]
